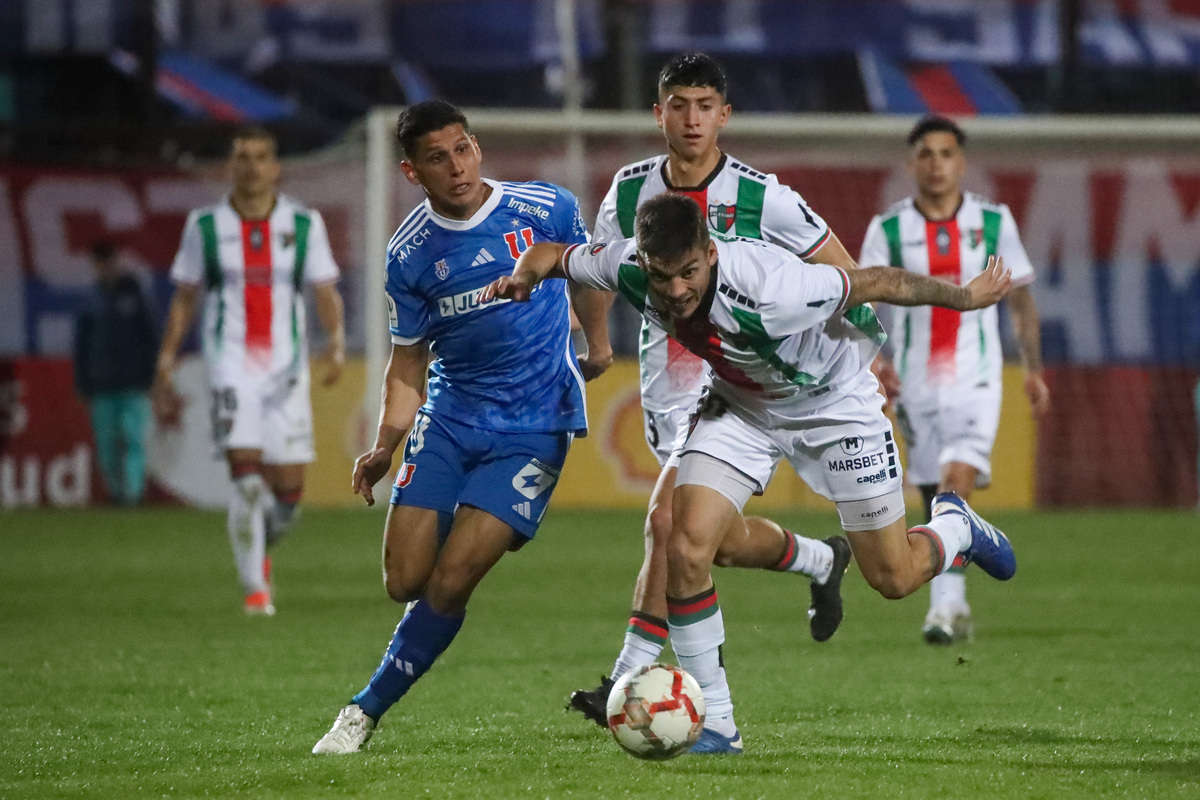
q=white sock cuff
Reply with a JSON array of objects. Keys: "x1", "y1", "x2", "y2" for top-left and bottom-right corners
[{"x1": 667, "y1": 607, "x2": 725, "y2": 657}]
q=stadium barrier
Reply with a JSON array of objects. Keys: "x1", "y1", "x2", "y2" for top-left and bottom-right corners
[{"x1": 3, "y1": 112, "x2": 1199, "y2": 508}]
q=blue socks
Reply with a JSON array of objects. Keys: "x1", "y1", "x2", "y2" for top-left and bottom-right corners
[{"x1": 352, "y1": 600, "x2": 464, "y2": 720}]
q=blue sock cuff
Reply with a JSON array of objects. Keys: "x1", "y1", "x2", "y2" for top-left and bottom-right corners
[{"x1": 352, "y1": 601, "x2": 465, "y2": 720}]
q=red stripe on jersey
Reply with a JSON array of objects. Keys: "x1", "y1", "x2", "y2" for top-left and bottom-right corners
[
  {"x1": 925, "y1": 219, "x2": 961, "y2": 378},
  {"x1": 908, "y1": 65, "x2": 977, "y2": 116},
  {"x1": 241, "y1": 219, "x2": 273, "y2": 359},
  {"x1": 672, "y1": 187, "x2": 708, "y2": 214}
]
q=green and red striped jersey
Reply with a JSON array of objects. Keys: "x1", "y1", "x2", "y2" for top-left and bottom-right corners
[
  {"x1": 170, "y1": 194, "x2": 339, "y2": 384},
  {"x1": 859, "y1": 192, "x2": 1034, "y2": 408}
]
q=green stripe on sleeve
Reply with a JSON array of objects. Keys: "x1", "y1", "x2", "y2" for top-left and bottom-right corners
[
  {"x1": 981, "y1": 208, "x2": 1002, "y2": 257},
  {"x1": 196, "y1": 213, "x2": 224, "y2": 348},
  {"x1": 734, "y1": 176, "x2": 765, "y2": 239},
  {"x1": 197, "y1": 213, "x2": 221, "y2": 287},
  {"x1": 615, "y1": 176, "x2": 646, "y2": 238},
  {"x1": 881, "y1": 215, "x2": 903, "y2": 267},
  {"x1": 979, "y1": 209, "x2": 1003, "y2": 372},
  {"x1": 292, "y1": 212, "x2": 311, "y2": 291},
  {"x1": 616, "y1": 261, "x2": 650, "y2": 310},
  {"x1": 290, "y1": 213, "x2": 312, "y2": 371}
]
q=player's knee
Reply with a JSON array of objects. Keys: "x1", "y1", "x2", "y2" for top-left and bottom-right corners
[
  {"x1": 231, "y1": 469, "x2": 266, "y2": 504},
  {"x1": 645, "y1": 501, "x2": 673, "y2": 548},
  {"x1": 424, "y1": 571, "x2": 475, "y2": 614},
  {"x1": 665, "y1": 526, "x2": 712, "y2": 584},
  {"x1": 860, "y1": 563, "x2": 915, "y2": 600},
  {"x1": 383, "y1": 570, "x2": 423, "y2": 605},
  {"x1": 382, "y1": 555, "x2": 428, "y2": 605},
  {"x1": 712, "y1": 541, "x2": 738, "y2": 569}
]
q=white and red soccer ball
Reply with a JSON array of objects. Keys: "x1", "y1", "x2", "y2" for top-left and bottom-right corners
[{"x1": 606, "y1": 663, "x2": 706, "y2": 760}]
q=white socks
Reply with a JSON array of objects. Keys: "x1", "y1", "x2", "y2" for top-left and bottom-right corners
[
  {"x1": 229, "y1": 472, "x2": 269, "y2": 596},
  {"x1": 930, "y1": 570, "x2": 968, "y2": 608},
  {"x1": 776, "y1": 532, "x2": 835, "y2": 584},
  {"x1": 918, "y1": 512, "x2": 971, "y2": 574},
  {"x1": 668, "y1": 589, "x2": 735, "y2": 733},
  {"x1": 611, "y1": 633, "x2": 665, "y2": 682}
]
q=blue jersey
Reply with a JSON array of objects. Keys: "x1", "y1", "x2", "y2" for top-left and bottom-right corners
[{"x1": 385, "y1": 179, "x2": 590, "y2": 434}]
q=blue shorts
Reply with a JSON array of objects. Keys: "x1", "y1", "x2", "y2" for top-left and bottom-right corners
[{"x1": 389, "y1": 410, "x2": 574, "y2": 539}]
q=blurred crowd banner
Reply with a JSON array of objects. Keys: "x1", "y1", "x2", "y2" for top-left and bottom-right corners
[
  {"x1": 1, "y1": 132, "x2": 1198, "y2": 508},
  {"x1": 6, "y1": 0, "x2": 1200, "y2": 68}
]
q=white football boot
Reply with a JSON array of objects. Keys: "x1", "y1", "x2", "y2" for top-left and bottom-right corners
[{"x1": 312, "y1": 704, "x2": 376, "y2": 754}]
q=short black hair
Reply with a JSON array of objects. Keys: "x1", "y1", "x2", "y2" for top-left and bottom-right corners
[
  {"x1": 397, "y1": 101, "x2": 470, "y2": 158},
  {"x1": 635, "y1": 194, "x2": 710, "y2": 262},
  {"x1": 657, "y1": 52, "x2": 727, "y2": 98},
  {"x1": 908, "y1": 115, "x2": 966, "y2": 147},
  {"x1": 91, "y1": 241, "x2": 116, "y2": 261},
  {"x1": 230, "y1": 125, "x2": 277, "y2": 154}
]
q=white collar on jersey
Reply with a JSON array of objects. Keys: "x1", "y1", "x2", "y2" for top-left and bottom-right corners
[{"x1": 423, "y1": 178, "x2": 503, "y2": 231}]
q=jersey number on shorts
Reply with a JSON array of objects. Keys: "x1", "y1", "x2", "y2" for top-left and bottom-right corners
[{"x1": 211, "y1": 388, "x2": 237, "y2": 444}]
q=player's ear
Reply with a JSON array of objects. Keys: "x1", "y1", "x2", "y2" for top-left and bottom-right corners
[
  {"x1": 653, "y1": 103, "x2": 665, "y2": 130},
  {"x1": 399, "y1": 160, "x2": 421, "y2": 187}
]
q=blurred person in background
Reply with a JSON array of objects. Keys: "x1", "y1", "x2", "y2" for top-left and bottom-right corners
[
  {"x1": 73, "y1": 241, "x2": 158, "y2": 506},
  {"x1": 861, "y1": 116, "x2": 1050, "y2": 645},
  {"x1": 152, "y1": 126, "x2": 346, "y2": 617}
]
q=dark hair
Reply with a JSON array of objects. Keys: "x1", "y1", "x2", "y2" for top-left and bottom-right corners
[
  {"x1": 91, "y1": 241, "x2": 116, "y2": 261},
  {"x1": 657, "y1": 52, "x2": 727, "y2": 98},
  {"x1": 635, "y1": 195, "x2": 710, "y2": 262},
  {"x1": 230, "y1": 125, "x2": 277, "y2": 154},
  {"x1": 397, "y1": 101, "x2": 470, "y2": 158},
  {"x1": 907, "y1": 116, "x2": 966, "y2": 147}
]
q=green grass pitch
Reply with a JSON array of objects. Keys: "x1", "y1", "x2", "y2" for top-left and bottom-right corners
[{"x1": 2, "y1": 506, "x2": 1198, "y2": 798}]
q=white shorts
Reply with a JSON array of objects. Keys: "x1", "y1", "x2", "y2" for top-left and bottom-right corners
[
  {"x1": 897, "y1": 382, "x2": 1001, "y2": 488},
  {"x1": 210, "y1": 368, "x2": 315, "y2": 465},
  {"x1": 643, "y1": 405, "x2": 694, "y2": 469},
  {"x1": 676, "y1": 378, "x2": 906, "y2": 532}
]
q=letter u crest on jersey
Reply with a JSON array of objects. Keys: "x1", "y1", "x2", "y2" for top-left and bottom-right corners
[
  {"x1": 435, "y1": 259, "x2": 450, "y2": 280},
  {"x1": 504, "y1": 227, "x2": 536, "y2": 260},
  {"x1": 708, "y1": 204, "x2": 736, "y2": 234}
]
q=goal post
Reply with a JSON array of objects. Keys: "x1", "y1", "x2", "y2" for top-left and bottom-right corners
[{"x1": 361, "y1": 107, "x2": 1200, "y2": 507}]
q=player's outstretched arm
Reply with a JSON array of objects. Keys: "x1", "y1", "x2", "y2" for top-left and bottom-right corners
[
  {"x1": 846, "y1": 255, "x2": 1011, "y2": 311},
  {"x1": 314, "y1": 282, "x2": 346, "y2": 387},
  {"x1": 151, "y1": 283, "x2": 201, "y2": 424},
  {"x1": 571, "y1": 283, "x2": 615, "y2": 381},
  {"x1": 353, "y1": 341, "x2": 428, "y2": 506},
  {"x1": 482, "y1": 242, "x2": 570, "y2": 303}
]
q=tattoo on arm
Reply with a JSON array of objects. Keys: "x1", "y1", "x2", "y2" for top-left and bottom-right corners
[{"x1": 846, "y1": 267, "x2": 970, "y2": 310}]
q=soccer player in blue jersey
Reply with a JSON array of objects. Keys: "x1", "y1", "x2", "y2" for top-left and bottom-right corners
[{"x1": 313, "y1": 101, "x2": 610, "y2": 754}]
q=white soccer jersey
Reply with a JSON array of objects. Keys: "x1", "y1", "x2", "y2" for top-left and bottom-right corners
[
  {"x1": 565, "y1": 236, "x2": 880, "y2": 430},
  {"x1": 593, "y1": 153, "x2": 832, "y2": 414},
  {"x1": 170, "y1": 194, "x2": 339, "y2": 385},
  {"x1": 859, "y1": 192, "x2": 1034, "y2": 409}
]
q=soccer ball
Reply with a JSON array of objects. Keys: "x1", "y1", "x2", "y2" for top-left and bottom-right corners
[{"x1": 606, "y1": 663, "x2": 705, "y2": 760}]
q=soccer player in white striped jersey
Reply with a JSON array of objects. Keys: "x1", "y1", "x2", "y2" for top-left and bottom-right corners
[
  {"x1": 565, "y1": 54, "x2": 863, "y2": 727},
  {"x1": 486, "y1": 193, "x2": 1019, "y2": 753},
  {"x1": 860, "y1": 116, "x2": 1050, "y2": 645},
  {"x1": 153, "y1": 127, "x2": 346, "y2": 616}
]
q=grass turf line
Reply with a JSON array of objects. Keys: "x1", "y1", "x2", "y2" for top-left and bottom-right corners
[{"x1": 1, "y1": 507, "x2": 1197, "y2": 799}]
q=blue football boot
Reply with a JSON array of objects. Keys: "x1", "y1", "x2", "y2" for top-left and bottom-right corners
[
  {"x1": 690, "y1": 727, "x2": 744, "y2": 755},
  {"x1": 931, "y1": 492, "x2": 1017, "y2": 581}
]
